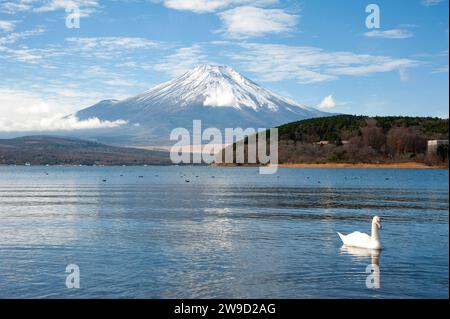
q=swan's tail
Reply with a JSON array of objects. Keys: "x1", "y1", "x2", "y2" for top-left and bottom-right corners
[{"x1": 337, "y1": 232, "x2": 346, "y2": 244}]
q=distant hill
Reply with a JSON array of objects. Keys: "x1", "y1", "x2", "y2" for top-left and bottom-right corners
[
  {"x1": 0, "y1": 136, "x2": 171, "y2": 165},
  {"x1": 219, "y1": 115, "x2": 449, "y2": 166}
]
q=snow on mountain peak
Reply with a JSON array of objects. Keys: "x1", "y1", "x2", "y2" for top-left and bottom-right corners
[{"x1": 134, "y1": 64, "x2": 309, "y2": 112}]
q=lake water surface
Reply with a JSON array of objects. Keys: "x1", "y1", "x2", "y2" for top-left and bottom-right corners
[{"x1": 0, "y1": 166, "x2": 448, "y2": 298}]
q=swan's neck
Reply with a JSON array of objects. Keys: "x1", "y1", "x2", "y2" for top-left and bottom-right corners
[{"x1": 371, "y1": 222, "x2": 379, "y2": 241}]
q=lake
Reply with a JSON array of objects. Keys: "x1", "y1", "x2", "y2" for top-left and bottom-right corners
[{"x1": 0, "y1": 166, "x2": 448, "y2": 298}]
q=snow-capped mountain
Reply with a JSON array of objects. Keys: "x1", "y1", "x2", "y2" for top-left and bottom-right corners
[
  {"x1": 131, "y1": 65, "x2": 309, "y2": 111},
  {"x1": 74, "y1": 65, "x2": 328, "y2": 145}
]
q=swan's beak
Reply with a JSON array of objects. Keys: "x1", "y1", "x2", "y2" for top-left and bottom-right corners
[{"x1": 377, "y1": 222, "x2": 382, "y2": 229}]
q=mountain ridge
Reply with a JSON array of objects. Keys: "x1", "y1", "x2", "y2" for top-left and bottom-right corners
[{"x1": 0, "y1": 136, "x2": 171, "y2": 165}]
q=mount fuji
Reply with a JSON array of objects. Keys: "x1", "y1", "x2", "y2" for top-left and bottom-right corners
[{"x1": 73, "y1": 65, "x2": 328, "y2": 145}]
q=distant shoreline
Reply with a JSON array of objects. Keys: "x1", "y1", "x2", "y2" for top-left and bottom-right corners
[
  {"x1": 277, "y1": 163, "x2": 447, "y2": 169},
  {"x1": 0, "y1": 162, "x2": 447, "y2": 169},
  {"x1": 212, "y1": 162, "x2": 448, "y2": 169}
]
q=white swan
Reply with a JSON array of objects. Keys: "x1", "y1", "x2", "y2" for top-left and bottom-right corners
[{"x1": 337, "y1": 216, "x2": 382, "y2": 250}]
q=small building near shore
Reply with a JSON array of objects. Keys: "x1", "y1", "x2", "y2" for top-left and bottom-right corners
[{"x1": 427, "y1": 140, "x2": 449, "y2": 154}]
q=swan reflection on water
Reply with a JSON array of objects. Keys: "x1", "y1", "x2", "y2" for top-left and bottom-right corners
[{"x1": 340, "y1": 246, "x2": 381, "y2": 289}]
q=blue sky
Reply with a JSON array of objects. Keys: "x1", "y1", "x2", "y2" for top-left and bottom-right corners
[{"x1": 0, "y1": 0, "x2": 448, "y2": 131}]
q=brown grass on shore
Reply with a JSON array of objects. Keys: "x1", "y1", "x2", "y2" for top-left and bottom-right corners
[
  {"x1": 211, "y1": 162, "x2": 448, "y2": 169},
  {"x1": 275, "y1": 162, "x2": 447, "y2": 169}
]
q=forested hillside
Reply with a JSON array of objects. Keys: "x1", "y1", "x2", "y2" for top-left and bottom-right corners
[{"x1": 220, "y1": 115, "x2": 449, "y2": 166}]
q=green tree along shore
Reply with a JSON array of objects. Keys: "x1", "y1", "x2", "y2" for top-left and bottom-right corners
[{"x1": 225, "y1": 115, "x2": 449, "y2": 166}]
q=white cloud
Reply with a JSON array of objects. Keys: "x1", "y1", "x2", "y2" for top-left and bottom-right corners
[
  {"x1": 0, "y1": 88, "x2": 127, "y2": 132},
  {"x1": 364, "y1": 29, "x2": 413, "y2": 39},
  {"x1": 34, "y1": 0, "x2": 98, "y2": 11},
  {"x1": 63, "y1": 37, "x2": 161, "y2": 60},
  {"x1": 0, "y1": 20, "x2": 16, "y2": 33},
  {"x1": 218, "y1": 6, "x2": 298, "y2": 39},
  {"x1": 421, "y1": 0, "x2": 445, "y2": 6},
  {"x1": 0, "y1": 27, "x2": 45, "y2": 46},
  {"x1": 102, "y1": 79, "x2": 140, "y2": 87},
  {"x1": 430, "y1": 50, "x2": 449, "y2": 74},
  {"x1": 0, "y1": 116, "x2": 127, "y2": 132},
  {"x1": 115, "y1": 61, "x2": 153, "y2": 70},
  {"x1": 66, "y1": 37, "x2": 159, "y2": 51},
  {"x1": 1, "y1": 48, "x2": 45, "y2": 63},
  {"x1": 0, "y1": 0, "x2": 100, "y2": 16},
  {"x1": 163, "y1": 0, "x2": 277, "y2": 13},
  {"x1": 154, "y1": 44, "x2": 210, "y2": 77},
  {"x1": 433, "y1": 65, "x2": 449, "y2": 73},
  {"x1": 226, "y1": 43, "x2": 418, "y2": 83},
  {"x1": 0, "y1": 88, "x2": 73, "y2": 118},
  {"x1": 164, "y1": 0, "x2": 230, "y2": 13},
  {"x1": 0, "y1": 0, "x2": 35, "y2": 14},
  {"x1": 0, "y1": 27, "x2": 50, "y2": 63},
  {"x1": 329, "y1": 58, "x2": 417, "y2": 76},
  {"x1": 318, "y1": 95, "x2": 336, "y2": 109}
]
